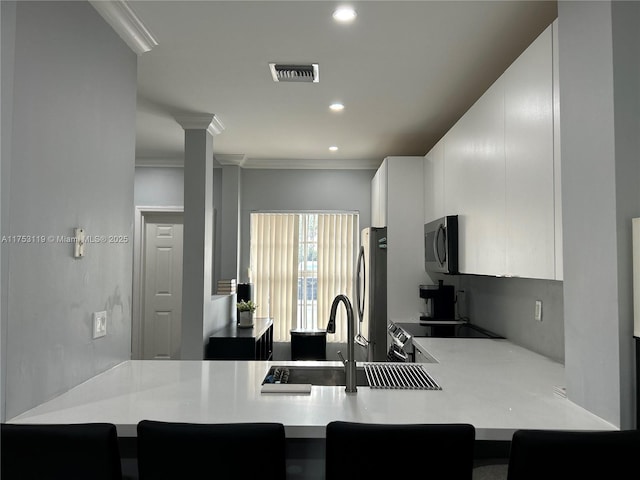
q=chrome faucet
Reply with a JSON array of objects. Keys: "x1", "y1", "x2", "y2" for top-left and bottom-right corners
[{"x1": 326, "y1": 294, "x2": 357, "y2": 393}]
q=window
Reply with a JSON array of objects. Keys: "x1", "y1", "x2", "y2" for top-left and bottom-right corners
[
  {"x1": 297, "y1": 214, "x2": 318, "y2": 330},
  {"x1": 250, "y1": 212, "x2": 358, "y2": 342}
]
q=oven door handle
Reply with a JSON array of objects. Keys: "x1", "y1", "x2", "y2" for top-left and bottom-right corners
[{"x1": 387, "y1": 344, "x2": 408, "y2": 362}]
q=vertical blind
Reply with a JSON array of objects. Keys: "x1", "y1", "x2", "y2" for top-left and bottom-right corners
[
  {"x1": 317, "y1": 213, "x2": 356, "y2": 343},
  {"x1": 250, "y1": 213, "x2": 299, "y2": 342},
  {"x1": 250, "y1": 212, "x2": 357, "y2": 343}
]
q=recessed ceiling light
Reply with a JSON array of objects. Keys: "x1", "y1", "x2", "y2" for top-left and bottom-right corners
[
  {"x1": 329, "y1": 103, "x2": 345, "y2": 112},
  {"x1": 332, "y1": 6, "x2": 357, "y2": 23},
  {"x1": 329, "y1": 146, "x2": 339, "y2": 152}
]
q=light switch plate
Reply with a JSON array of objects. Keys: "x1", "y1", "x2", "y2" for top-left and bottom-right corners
[
  {"x1": 74, "y1": 228, "x2": 85, "y2": 258},
  {"x1": 93, "y1": 311, "x2": 107, "y2": 339}
]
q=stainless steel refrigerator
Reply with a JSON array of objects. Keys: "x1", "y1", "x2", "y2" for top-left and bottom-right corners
[{"x1": 356, "y1": 227, "x2": 388, "y2": 361}]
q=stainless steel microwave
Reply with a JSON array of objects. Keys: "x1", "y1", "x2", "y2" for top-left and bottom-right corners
[{"x1": 424, "y1": 215, "x2": 458, "y2": 274}]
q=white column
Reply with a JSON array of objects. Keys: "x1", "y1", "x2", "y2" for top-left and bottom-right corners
[{"x1": 176, "y1": 114, "x2": 224, "y2": 359}]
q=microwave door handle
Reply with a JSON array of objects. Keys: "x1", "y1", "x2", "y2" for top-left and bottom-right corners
[{"x1": 434, "y1": 224, "x2": 446, "y2": 267}]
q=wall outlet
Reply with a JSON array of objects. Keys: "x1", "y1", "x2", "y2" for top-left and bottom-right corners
[
  {"x1": 93, "y1": 311, "x2": 107, "y2": 339},
  {"x1": 534, "y1": 300, "x2": 543, "y2": 322}
]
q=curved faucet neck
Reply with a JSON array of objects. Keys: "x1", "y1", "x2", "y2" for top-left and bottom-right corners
[{"x1": 329, "y1": 294, "x2": 357, "y2": 393}]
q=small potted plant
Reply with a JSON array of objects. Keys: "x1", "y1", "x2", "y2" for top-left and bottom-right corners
[{"x1": 237, "y1": 300, "x2": 257, "y2": 328}]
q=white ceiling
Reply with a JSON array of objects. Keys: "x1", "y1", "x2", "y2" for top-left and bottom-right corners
[{"x1": 131, "y1": 0, "x2": 557, "y2": 169}]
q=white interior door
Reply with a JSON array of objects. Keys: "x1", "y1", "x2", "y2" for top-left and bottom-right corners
[{"x1": 142, "y1": 214, "x2": 183, "y2": 359}]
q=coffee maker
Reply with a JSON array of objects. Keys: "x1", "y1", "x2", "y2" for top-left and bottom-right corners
[{"x1": 419, "y1": 280, "x2": 455, "y2": 322}]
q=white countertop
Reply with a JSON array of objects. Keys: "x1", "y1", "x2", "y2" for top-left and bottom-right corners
[{"x1": 8, "y1": 338, "x2": 616, "y2": 440}]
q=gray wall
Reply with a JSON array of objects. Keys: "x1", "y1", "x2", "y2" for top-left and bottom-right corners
[
  {"x1": 434, "y1": 273, "x2": 565, "y2": 363},
  {"x1": 134, "y1": 167, "x2": 184, "y2": 207},
  {"x1": 241, "y1": 168, "x2": 374, "y2": 360},
  {"x1": 135, "y1": 167, "x2": 375, "y2": 287},
  {"x1": 220, "y1": 165, "x2": 241, "y2": 280},
  {"x1": 1, "y1": 1, "x2": 137, "y2": 419},
  {"x1": 134, "y1": 166, "x2": 223, "y2": 291},
  {"x1": 134, "y1": 167, "x2": 372, "y2": 358},
  {"x1": 611, "y1": 0, "x2": 640, "y2": 430},
  {"x1": 1, "y1": 0, "x2": 17, "y2": 422},
  {"x1": 558, "y1": 0, "x2": 639, "y2": 428},
  {"x1": 239, "y1": 168, "x2": 374, "y2": 282}
]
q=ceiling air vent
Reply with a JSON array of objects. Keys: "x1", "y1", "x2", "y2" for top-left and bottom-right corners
[{"x1": 269, "y1": 63, "x2": 319, "y2": 83}]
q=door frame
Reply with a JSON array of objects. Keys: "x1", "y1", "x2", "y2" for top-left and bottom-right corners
[{"x1": 132, "y1": 206, "x2": 184, "y2": 360}]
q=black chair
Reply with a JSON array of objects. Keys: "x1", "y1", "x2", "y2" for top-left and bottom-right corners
[
  {"x1": 136, "y1": 420, "x2": 286, "y2": 480},
  {"x1": 325, "y1": 421, "x2": 475, "y2": 480},
  {"x1": 507, "y1": 428, "x2": 640, "y2": 480},
  {"x1": 1, "y1": 422, "x2": 123, "y2": 480}
]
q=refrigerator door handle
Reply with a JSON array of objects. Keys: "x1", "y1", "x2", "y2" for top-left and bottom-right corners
[
  {"x1": 355, "y1": 245, "x2": 369, "y2": 346},
  {"x1": 356, "y1": 245, "x2": 365, "y2": 323}
]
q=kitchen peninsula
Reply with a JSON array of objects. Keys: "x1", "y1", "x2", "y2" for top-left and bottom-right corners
[{"x1": 8, "y1": 338, "x2": 614, "y2": 440}]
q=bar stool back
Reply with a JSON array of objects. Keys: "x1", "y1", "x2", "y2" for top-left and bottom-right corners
[
  {"x1": 1, "y1": 422, "x2": 123, "y2": 480},
  {"x1": 325, "y1": 421, "x2": 475, "y2": 480},
  {"x1": 507, "y1": 429, "x2": 640, "y2": 480},
  {"x1": 137, "y1": 420, "x2": 286, "y2": 480}
]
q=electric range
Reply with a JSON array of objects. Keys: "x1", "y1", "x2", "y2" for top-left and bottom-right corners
[{"x1": 387, "y1": 320, "x2": 503, "y2": 362}]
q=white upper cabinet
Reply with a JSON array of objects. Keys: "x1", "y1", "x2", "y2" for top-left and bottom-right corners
[
  {"x1": 503, "y1": 24, "x2": 555, "y2": 279},
  {"x1": 371, "y1": 159, "x2": 388, "y2": 228},
  {"x1": 423, "y1": 22, "x2": 561, "y2": 280},
  {"x1": 552, "y1": 20, "x2": 562, "y2": 281},
  {"x1": 444, "y1": 80, "x2": 507, "y2": 276},
  {"x1": 371, "y1": 157, "x2": 426, "y2": 320},
  {"x1": 423, "y1": 138, "x2": 445, "y2": 223}
]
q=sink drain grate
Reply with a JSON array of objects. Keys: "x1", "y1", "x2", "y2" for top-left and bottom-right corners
[{"x1": 363, "y1": 363, "x2": 441, "y2": 390}]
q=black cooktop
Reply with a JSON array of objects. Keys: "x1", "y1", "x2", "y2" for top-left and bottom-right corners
[{"x1": 394, "y1": 322, "x2": 504, "y2": 339}]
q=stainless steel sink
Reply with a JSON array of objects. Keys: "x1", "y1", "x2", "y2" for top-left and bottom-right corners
[
  {"x1": 262, "y1": 363, "x2": 442, "y2": 389},
  {"x1": 262, "y1": 365, "x2": 369, "y2": 387}
]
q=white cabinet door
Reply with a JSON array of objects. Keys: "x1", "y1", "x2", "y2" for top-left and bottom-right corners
[
  {"x1": 371, "y1": 168, "x2": 379, "y2": 227},
  {"x1": 371, "y1": 159, "x2": 388, "y2": 228},
  {"x1": 385, "y1": 157, "x2": 426, "y2": 321},
  {"x1": 414, "y1": 345, "x2": 437, "y2": 364},
  {"x1": 424, "y1": 139, "x2": 445, "y2": 223},
  {"x1": 444, "y1": 80, "x2": 506, "y2": 276},
  {"x1": 504, "y1": 24, "x2": 555, "y2": 279},
  {"x1": 370, "y1": 156, "x2": 428, "y2": 322},
  {"x1": 552, "y1": 20, "x2": 563, "y2": 281},
  {"x1": 378, "y1": 160, "x2": 388, "y2": 227}
]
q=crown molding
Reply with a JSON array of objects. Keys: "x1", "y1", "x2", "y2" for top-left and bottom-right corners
[
  {"x1": 90, "y1": 1, "x2": 158, "y2": 55},
  {"x1": 214, "y1": 154, "x2": 247, "y2": 167},
  {"x1": 175, "y1": 114, "x2": 225, "y2": 136},
  {"x1": 135, "y1": 157, "x2": 183, "y2": 168},
  {"x1": 241, "y1": 157, "x2": 381, "y2": 170},
  {"x1": 135, "y1": 154, "x2": 380, "y2": 170}
]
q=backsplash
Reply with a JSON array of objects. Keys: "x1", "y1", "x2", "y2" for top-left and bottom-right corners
[{"x1": 432, "y1": 273, "x2": 564, "y2": 363}]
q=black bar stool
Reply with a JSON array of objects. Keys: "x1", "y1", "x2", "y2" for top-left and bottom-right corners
[
  {"x1": 507, "y1": 428, "x2": 640, "y2": 480},
  {"x1": 137, "y1": 420, "x2": 286, "y2": 480},
  {"x1": 1, "y1": 422, "x2": 123, "y2": 480},
  {"x1": 325, "y1": 421, "x2": 475, "y2": 480}
]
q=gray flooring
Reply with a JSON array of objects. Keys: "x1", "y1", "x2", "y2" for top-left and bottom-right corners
[
  {"x1": 123, "y1": 454, "x2": 511, "y2": 479},
  {"x1": 473, "y1": 462, "x2": 509, "y2": 480}
]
